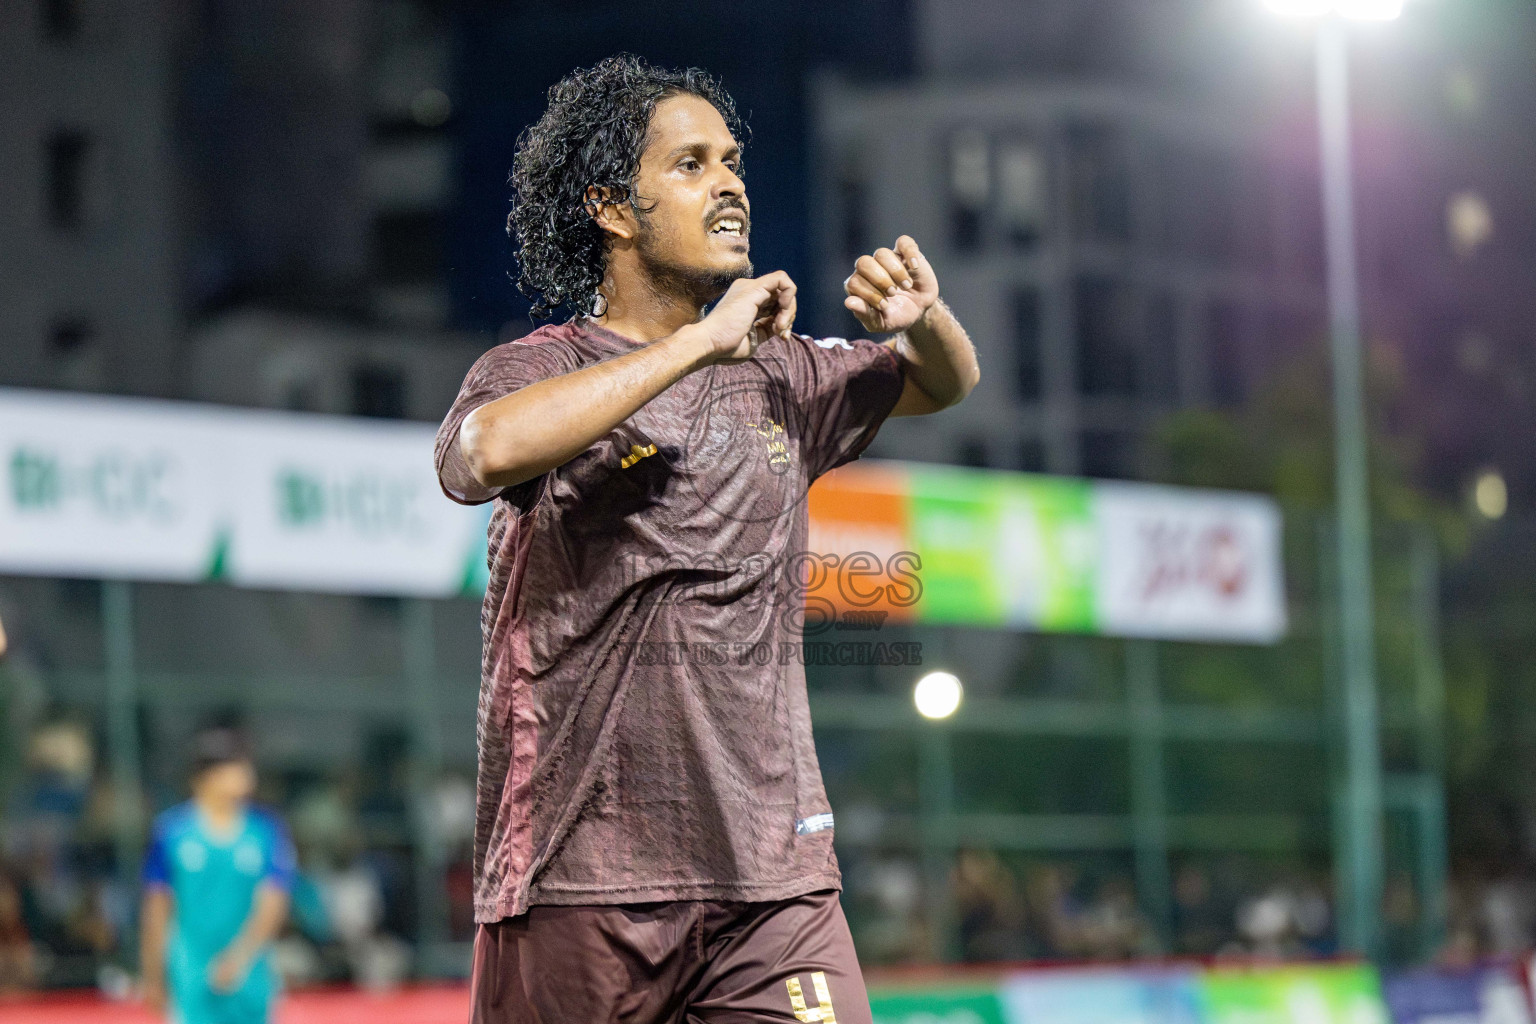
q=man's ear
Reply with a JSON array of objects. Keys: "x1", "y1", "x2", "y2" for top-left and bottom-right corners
[{"x1": 585, "y1": 186, "x2": 635, "y2": 241}]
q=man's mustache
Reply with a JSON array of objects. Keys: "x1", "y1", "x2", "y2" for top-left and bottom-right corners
[{"x1": 705, "y1": 201, "x2": 750, "y2": 231}]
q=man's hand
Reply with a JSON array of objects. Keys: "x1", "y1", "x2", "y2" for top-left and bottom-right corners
[
  {"x1": 696, "y1": 271, "x2": 797, "y2": 365},
  {"x1": 209, "y1": 947, "x2": 251, "y2": 993},
  {"x1": 843, "y1": 236, "x2": 940, "y2": 334}
]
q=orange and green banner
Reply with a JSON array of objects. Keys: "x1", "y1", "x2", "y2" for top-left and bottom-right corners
[
  {"x1": 867, "y1": 963, "x2": 1388, "y2": 1024},
  {"x1": 808, "y1": 460, "x2": 1286, "y2": 644}
]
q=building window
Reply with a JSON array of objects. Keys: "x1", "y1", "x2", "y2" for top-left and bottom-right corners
[
  {"x1": 1012, "y1": 287, "x2": 1042, "y2": 402},
  {"x1": 1274, "y1": 172, "x2": 1325, "y2": 285},
  {"x1": 997, "y1": 137, "x2": 1046, "y2": 250},
  {"x1": 372, "y1": 210, "x2": 442, "y2": 285},
  {"x1": 46, "y1": 128, "x2": 92, "y2": 231},
  {"x1": 947, "y1": 130, "x2": 990, "y2": 253},
  {"x1": 836, "y1": 153, "x2": 870, "y2": 263},
  {"x1": 1143, "y1": 294, "x2": 1180, "y2": 405},
  {"x1": 1206, "y1": 300, "x2": 1249, "y2": 407},
  {"x1": 1074, "y1": 276, "x2": 1138, "y2": 398},
  {"x1": 1260, "y1": 304, "x2": 1324, "y2": 377},
  {"x1": 1065, "y1": 123, "x2": 1130, "y2": 244},
  {"x1": 41, "y1": 0, "x2": 81, "y2": 42},
  {"x1": 48, "y1": 316, "x2": 94, "y2": 355},
  {"x1": 352, "y1": 364, "x2": 407, "y2": 419},
  {"x1": 1081, "y1": 431, "x2": 1137, "y2": 481},
  {"x1": 1155, "y1": 143, "x2": 1239, "y2": 265}
]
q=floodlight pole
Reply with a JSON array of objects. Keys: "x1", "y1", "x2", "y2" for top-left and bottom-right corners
[{"x1": 1316, "y1": 15, "x2": 1385, "y2": 959}]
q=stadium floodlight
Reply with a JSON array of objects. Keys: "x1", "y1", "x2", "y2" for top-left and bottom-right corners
[
  {"x1": 1263, "y1": 0, "x2": 1403, "y2": 18},
  {"x1": 1261, "y1": 0, "x2": 1404, "y2": 960},
  {"x1": 1264, "y1": 0, "x2": 1333, "y2": 15},
  {"x1": 913, "y1": 671, "x2": 963, "y2": 720},
  {"x1": 1337, "y1": 0, "x2": 1403, "y2": 19}
]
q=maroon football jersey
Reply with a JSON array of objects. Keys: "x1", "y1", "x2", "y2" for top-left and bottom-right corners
[{"x1": 435, "y1": 318, "x2": 904, "y2": 922}]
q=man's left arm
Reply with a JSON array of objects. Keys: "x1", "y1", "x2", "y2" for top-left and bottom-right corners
[{"x1": 843, "y1": 235, "x2": 980, "y2": 417}]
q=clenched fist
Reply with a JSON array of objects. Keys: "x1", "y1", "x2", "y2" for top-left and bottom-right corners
[
  {"x1": 697, "y1": 271, "x2": 798, "y2": 366},
  {"x1": 843, "y1": 236, "x2": 940, "y2": 334}
]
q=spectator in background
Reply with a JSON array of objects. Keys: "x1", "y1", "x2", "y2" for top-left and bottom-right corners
[
  {"x1": 1480, "y1": 871, "x2": 1536, "y2": 957},
  {"x1": 312, "y1": 834, "x2": 411, "y2": 990},
  {"x1": 1172, "y1": 864, "x2": 1226, "y2": 957},
  {"x1": 1078, "y1": 876, "x2": 1155, "y2": 961},
  {"x1": 139, "y1": 729, "x2": 295, "y2": 1024},
  {"x1": 0, "y1": 869, "x2": 36, "y2": 992},
  {"x1": 1025, "y1": 862, "x2": 1087, "y2": 959},
  {"x1": 952, "y1": 848, "x2": 1027, "y2": 963}
]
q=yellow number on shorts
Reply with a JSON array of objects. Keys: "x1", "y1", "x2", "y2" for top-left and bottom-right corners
[{"x1": 786, "y1": 972, "x2": 837, "y2": 1024}]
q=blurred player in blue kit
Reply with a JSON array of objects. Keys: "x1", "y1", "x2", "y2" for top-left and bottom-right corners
[{"x1": 139, "y1": 729, "x2": 295, "y2": 1024}]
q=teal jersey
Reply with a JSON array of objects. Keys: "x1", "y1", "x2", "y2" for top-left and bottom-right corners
[{"x1": 142, "y1": 802, "x2": 296, "y2": 1024}]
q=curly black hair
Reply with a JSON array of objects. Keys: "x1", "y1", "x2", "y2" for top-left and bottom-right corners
[{"x1": 509, "y1": 54, "x2": 747, "y2": 320}]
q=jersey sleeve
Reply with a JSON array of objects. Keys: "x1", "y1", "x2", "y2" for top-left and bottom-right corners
[
  {"x1": 434, "y1": 339, "x2": 575, "y2": 509},
  {"x1": 784, "y1": 334, "x2": 906, "y2": 481},
  {"x1": 260, "y1": 813, "x2": 298, "y2": 892},
  {"x1": 141, "y1": 815, "x2": 172, "y2": 889}
]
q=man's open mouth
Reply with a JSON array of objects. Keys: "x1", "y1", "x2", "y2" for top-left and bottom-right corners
[{"x1": 708, "y1": 214, "x2": 747, "y2": 237}]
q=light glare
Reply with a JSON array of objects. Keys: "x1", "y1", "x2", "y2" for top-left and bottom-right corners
[
  {"x1": 914, "y1": 672, "x2": 963, "y2": 720},
  {"x1": 1263, "y1": 0, "x2": 1333, "y2": 15},
  {"x1": 1262, "y1": 0, "x2": 1404, "y2": 18},
  {"x1": 1474, "y1": 471, "x2": 1508, "y2": 520},
  {"x1": 1338, "y1": 0, "x2": 1403, "y2": 19}
]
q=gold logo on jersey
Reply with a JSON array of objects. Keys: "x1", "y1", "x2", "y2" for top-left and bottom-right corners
[
  {"x1": 786, "y1": 972, "x2": 837, "y2": 1023},
  {"x1": 620, "y1": 443, "x2": 658, "y2": 469},
  {"x1": 746, "y1": 419, "x2": 790, "y2": 471}
]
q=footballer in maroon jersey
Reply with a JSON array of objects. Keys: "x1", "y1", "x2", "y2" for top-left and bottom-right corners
[{"x1": 437, "y1": 55, "x2": 979, "y2": 1024}]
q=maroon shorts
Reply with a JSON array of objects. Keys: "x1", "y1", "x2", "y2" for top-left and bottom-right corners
[{"x1": 469, "y1": 889, "x2": 870, "y2": 1024}]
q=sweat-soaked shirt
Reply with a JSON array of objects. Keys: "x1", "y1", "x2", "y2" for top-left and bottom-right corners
[{"x1": 434, "y1": 318, "x2": 905, "y2": 923}]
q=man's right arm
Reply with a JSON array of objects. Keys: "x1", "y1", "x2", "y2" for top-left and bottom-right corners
[
  {"x1": 460, "y1": 325, "x2": 713, "y2": 491},
  {"x1": 459, "y1": 272, "x2": 797, "y2": 491}
]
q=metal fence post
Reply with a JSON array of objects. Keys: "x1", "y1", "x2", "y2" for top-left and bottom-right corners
[
  {"x1": 404, "y1": 598, "x2": 450, "y2": 972},
  {"x1": 918, "y1": 719, "x2": 956, "y2": 962},
  {"x1": 102, "y1": 580, "x2": 145, "y2": 901},
  {"x1": 1411, "y1": 528, "x2": 1448, "y2": 957},
  {"x1": 1127, "y1": 639, "x2": 1172, "y2": 947},
  {"x1": 1317, "y1": 17, "x2": 1385, "y2": 959}
]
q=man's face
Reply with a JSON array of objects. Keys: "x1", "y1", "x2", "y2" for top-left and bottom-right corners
[
  {"x1": 628, "y1": 92, "x2": 752, "y2": 302},
  {"x1": 194, "y1": 760, "x2": 256, "y2": 806}
]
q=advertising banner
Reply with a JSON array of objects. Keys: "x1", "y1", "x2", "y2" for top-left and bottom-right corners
[
  {"x1": 808, "y1": 462, "x2": 1287, "y2": 644},
  {"x1": 1197, "y1": 964, "x2": 1390, "y2": 1024},
  {"x1": 1000, "y1": 968, "x2": 1202, "y2": 1024},
  {"x1": 0, "y1": 387, "x2": 485, "y2": 597},
  {"x1": 0, "y1": 388, "x2": 1285, "y2": 643},
  {"x1": 221, "y1": 413, "x2": 486, "y2": 596},
  {"x1": 865, "y1": 964, "x2": 1393, "y2": 1024},
  {"x1": 0, "y1": 388, "x2": 227, "y2": 582},
  {"x1": 1383, "y1": 965, "x2": 1534, "y2": 1024},
  {"x1": 870, "y1": 984, "x2": 1011, "y2": 1024}
]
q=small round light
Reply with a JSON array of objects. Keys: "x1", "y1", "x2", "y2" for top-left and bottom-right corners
[
  {"x1": 914, "y1": 672, "x2": 963, "y2": 720},
  {"x1": 1474, "y1": 470, "x2": 1508, "y2": 520},
  {"x1": 410, "y1": 88, "x2": 452, "y2": 127},
  {"x1": 1447, "y1": 192, "x2": 1494, "y2": 259}
]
